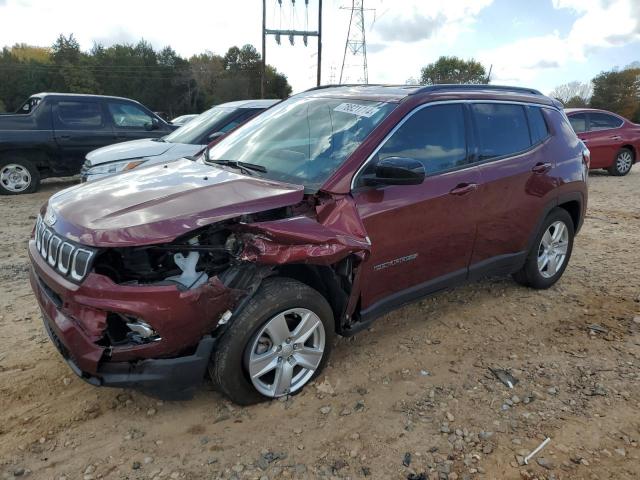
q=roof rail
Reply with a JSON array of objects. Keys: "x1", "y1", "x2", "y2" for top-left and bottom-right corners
[
  {"x1": 411, "y1": 84, "x2": 543, "y2": 96},
  {"x1": 303, "y1": 83, "x2": 391, "y2": 92}
]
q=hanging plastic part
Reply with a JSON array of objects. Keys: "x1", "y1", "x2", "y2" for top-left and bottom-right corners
[{"x1": 166, "y1": 238, "x2": 209, "y2": 289}]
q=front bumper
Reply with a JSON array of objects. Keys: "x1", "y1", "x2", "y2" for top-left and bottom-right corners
[{"x1": 29, "y1": 240, "x2": 236, "y2": 398}]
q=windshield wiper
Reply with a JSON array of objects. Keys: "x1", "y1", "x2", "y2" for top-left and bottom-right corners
[
  {"x1": 151, "y1": 137, "x2": 166, "y2": 142},
  {"x1": 208, "y1": 159, "x2": 267, "y2": 176}
]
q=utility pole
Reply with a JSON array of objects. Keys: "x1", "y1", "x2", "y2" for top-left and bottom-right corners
[
  {"x1": 340, "y1": 0, "x2": 372, "y2": 84},
  {"x1": 261, "y1": 0, "x2": 267, "y2": 98},
  {"x1": 261, "y1": 0, "x2": 323, "y2": 98}
]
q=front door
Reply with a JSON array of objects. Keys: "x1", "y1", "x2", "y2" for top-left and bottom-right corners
[{"x1": 352, "y1": 103, "x2": 480, "y2": 313}]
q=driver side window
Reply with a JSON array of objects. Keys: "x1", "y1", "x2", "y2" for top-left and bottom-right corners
[
  {"x1": 107, "y1": 102, "x2": 154, "y2": 129},
  {"x1": 364, "y1": 104, "x2": 468, "y2": 179}
]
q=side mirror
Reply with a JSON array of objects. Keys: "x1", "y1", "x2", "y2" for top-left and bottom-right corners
[
  {"x1": 208, "y1": 131, "x2": 226, "y2": 141},
  {"x1": 362, "y1": 156, "x2": 425, "y2": 186},
  {"x1": 145, "y1": 118, "x2": 160, "y2": 131}
]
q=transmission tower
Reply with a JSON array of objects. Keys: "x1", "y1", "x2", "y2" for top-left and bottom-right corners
[{"x1": 340, "y1": 0, "x2": 371, "y2": 84}]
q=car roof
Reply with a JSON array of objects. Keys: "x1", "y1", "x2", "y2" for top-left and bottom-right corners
[
  {"x1": 214, "y1": 99, "x2": 281, "y2": 109},
  {"x1": 33, "y1": 92, "x2": 139, "y2": 102},
  {"x1": 300, "y1": 84, "x2": 559, "y2": 107},
  {"x1": 565, "y1": 107, "x2": 619, "y2": 115}
]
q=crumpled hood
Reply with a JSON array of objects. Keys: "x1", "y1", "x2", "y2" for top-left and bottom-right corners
[
  {"x1": 45, "y1": 158, "x2": 304, "y2": 247},
  {"x1": 85, "y1": 138, "x2": 174, "y2": 165}
]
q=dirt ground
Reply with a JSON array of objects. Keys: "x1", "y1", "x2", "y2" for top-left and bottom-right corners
[{"x1": 1, "y1": 169, "x2": 639, "y2": 480}]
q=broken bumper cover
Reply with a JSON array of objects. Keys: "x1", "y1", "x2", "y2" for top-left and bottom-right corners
[
  {"x1": 40, "y1": 309, "x2": 215, "y2": 398},
  {"x1": 28, "y1": 240, "x2": 233, "y2": 398}
]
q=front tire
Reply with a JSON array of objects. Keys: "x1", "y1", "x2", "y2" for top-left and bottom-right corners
[
  {"x1": 0, "y1": 157, "x2": 40, "y2": 195},
  {"x1": 608, "y1": 148, "x2": 634, "y2": 176},
  {"x1": 209, "y1": 277, "x2": 334, "y2": 405},
  {"x1": 513, "y1": 208, "x2": 574, "y2": 289}
]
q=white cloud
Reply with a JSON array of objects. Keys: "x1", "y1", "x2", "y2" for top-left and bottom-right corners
[{"x1": 481, "y1": 0, "x2": 640, "y2": 87}]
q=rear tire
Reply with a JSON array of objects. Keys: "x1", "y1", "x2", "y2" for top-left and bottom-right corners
[
  {"x1": 209, "y1": 277, "x2": 334, "y2": 405},
  {"x1": 513, "y1": 208, "x2": 574, "y2": 289},
  {"x1": 607, "y1": 148, "x2": 633, "y2": 176},
  {"x1": 0, "y1": 157, "x2": 40, "y2": 195}
]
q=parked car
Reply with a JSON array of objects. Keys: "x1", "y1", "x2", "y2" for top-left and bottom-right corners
[
  {"x1": 0, "y1": 93, "x2": 177, "y2": 195},
  {"x1": 170, "y1": 114, "x2": 198, "y2": 126},
  {"x1": 29, "y1": 84, "x2": 588, "y2": 404},
  {"x1": 81, "y1": 99, "x2": 279, "y2": 182},
  {"x1": 565, "y1": 108, "x2": 639, "y2": 176}
]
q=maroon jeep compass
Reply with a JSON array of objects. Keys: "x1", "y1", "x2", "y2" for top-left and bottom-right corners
[{"x1": 29, "y1": 85, "x2": 588, "y2": 404}]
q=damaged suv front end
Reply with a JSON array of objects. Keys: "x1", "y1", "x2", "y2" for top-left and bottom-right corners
[{"x1": 29, "y1": 90, "x2": 397, "y2": 400}]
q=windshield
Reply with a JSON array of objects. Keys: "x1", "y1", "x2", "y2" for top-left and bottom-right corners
[
  {"x1": 205, "y1": 96, "x2": 396, "y2": 190},
  {"x1": 164, "y1": 107, "x2": 235, "y2": 144}
]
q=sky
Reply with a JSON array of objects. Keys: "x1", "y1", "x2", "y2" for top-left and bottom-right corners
[{"x1": 0, "y1": 0, "x2": 639, "y2": 96}]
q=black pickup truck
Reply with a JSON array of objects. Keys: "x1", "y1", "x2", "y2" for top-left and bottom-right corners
[{"x1": 0, "y1": 93, "x2": 177, "y2": 194}]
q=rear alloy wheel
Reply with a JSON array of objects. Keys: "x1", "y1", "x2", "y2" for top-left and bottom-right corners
[
  {"x1": 513, "y1": 208, "x2": 574, "y2": 289},
  {"x1": 210, "y1": 277, "x2": 334, "y2": 405},
  {"x1": 608, "y1": 148, "x2": 633, "y2": 176},
  {"x1": 0, "y1": 158, "x2": 40, "y2": 195}
]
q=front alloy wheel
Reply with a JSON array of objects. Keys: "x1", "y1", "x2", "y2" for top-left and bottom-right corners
[
  {"x1": 246, "y1": 308, "x2": 325, "y2": 397},
  {"x1": 210, "y1": 277, "x2": 334, "y2": 405}
]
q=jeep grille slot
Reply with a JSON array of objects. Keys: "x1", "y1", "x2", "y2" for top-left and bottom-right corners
[{"x1": 35, "y1": 216, "x2": 96, "y2": 283}]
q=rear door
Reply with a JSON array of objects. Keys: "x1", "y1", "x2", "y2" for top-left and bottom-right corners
[
  {"x1": 52, "y1": 98, "x2": 114, "y2": 174},
  {"x1": 352, "y1": 102, "x2": 481, "y2": 311},
  {"x1": 106, "y1": 101, "x2": 166, "y2": 142},
  {"x1": 469, "y1": 102, "x2": 556, "y2": 276},
  {"x1": 581, "y1": 112, "x2": 624, "y2": 168}
]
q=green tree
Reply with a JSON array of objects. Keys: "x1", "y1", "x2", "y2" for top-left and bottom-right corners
[
  {"x1": 50, "y1": 34, "x2": 97, "y2": 93},
  {"x1": 420, "y1": 56, "x2": 488, "y2": 85},
  {"x1": 590, "y1": 67, "x2": 640, "y2": 121}
]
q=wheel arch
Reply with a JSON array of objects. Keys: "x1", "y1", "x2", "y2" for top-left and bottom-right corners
[{"x1": 275, "y1": 262, "x2": 351, "y2": 333}]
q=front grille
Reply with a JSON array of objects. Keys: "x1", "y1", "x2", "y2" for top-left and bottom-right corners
[{"x1": 35, "y1": 216, "x2": 96, "y2": 283}]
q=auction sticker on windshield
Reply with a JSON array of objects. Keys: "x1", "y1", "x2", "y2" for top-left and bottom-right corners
[{"x1": 334, "y1": 103, "x2": 381, "y2": 118}]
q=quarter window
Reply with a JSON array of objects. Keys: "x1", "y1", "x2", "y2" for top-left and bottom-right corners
[
  {"x1": 108, "y1": 102, "x2": 154, "y2": 129},
  {"x1": 56, "y1": 101, "x2": 104, "y2": 129},
  {"x1": 589, "y1": 112, "x2": 623, "y2": 131},
  {"x1": 526, "y1": 106, "x2": 549, "y2": 144},
  {"x1": 370, "y1": 104, "x2": 467, "y2": 176},
  {"x1": 472, "y1": 103, "x2": 530, "y2": 160},
  {"x1": 568, "y1": 113, "x2": 587, "y2": 133}
]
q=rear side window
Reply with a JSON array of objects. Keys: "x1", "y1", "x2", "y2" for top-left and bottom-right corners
[
  {"x1": 471, "y1": 103, "x2": 530, "y2": 160},
  {"x1": 568, "y1": 113, "x2": 587, "y2": 133},
  {"x1": 526, "y1": 106, "x2": 549, "y2": 144},
  {"x1": 589, "y1": 112, "x2": 623, "y2": 131},
  {"x1": 56, "y1": 101, "x2": 104, "y2": 129},
  {"x1": 374, "y1": 104, "x2": 467, "y2": 175},
  {"x1": 108, "y1": 102, "x2": 154, "y2": 128}
]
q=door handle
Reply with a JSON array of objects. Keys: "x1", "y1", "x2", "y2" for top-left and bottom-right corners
[
  {"x1": 609, "y1": 135, "x2": 622, "y2": 140},
  {"x1": 532, "y1": 162, "x2": 552, "y2": 174},
  {"x1": 58, "y1": 134, "x2": 71, "y2": 140},
  {"x1": 449, "y1": 183, "x2": 478, "y2": 196}
]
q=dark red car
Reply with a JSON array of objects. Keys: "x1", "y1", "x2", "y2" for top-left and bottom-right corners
[
  {"x1": 566, "y1": 108, "x2": 640, "y2": 175},
  {"x1": 29, "y1": 85, "x2": 588, "y2": 404}
]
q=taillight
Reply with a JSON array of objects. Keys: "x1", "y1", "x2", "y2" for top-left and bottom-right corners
[{"x1": 582, "y1": 148, "x2": 591, "y2": 168}]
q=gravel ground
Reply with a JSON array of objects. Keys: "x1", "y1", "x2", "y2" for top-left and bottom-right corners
[{"x1": 0, "y1": 170, "x2": 639, "y2": 480}]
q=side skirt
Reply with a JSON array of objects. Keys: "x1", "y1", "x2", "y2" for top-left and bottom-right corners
[{"x1": 340, "y1": 251, "x2": 527, "y2": 337}]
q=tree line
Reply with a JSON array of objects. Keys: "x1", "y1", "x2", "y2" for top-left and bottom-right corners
[
  {"x1": 0, "y1": 34, "x2": 292, "y2": 116},
  {"x1": 550, "y1": 63, "x2": 640, "y2": 122}
]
